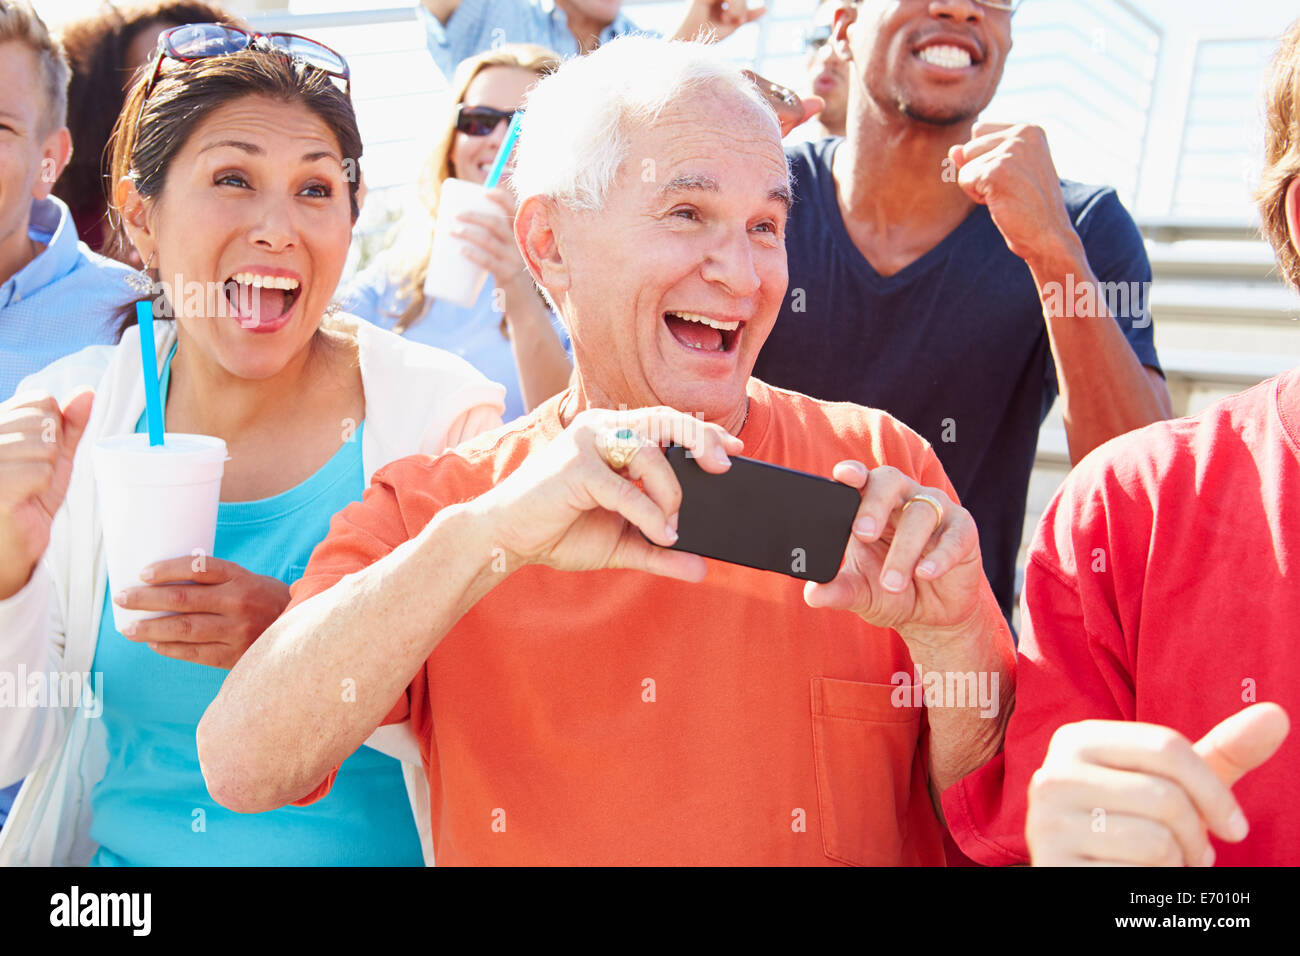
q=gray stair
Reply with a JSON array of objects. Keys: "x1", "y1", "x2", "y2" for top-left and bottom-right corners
[{"x1": 1021, "y1": 225, "x2": 1297, "y2": 612}]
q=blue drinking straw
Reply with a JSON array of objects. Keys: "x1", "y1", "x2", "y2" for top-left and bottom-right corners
[
  {"x1": 135, "y1": 299, "x2": 164, "y2": 447},
  {"x1": 483, "y1": 111, "x2": 524, "y2": 189}
]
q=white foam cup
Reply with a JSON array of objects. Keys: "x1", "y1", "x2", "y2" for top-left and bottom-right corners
[
  {"x1": 424, "y1": 177, "x2": 503, "y2": 308},
  {"x1": 92, "y1": 433, "x2": 228, "y2": 633}
]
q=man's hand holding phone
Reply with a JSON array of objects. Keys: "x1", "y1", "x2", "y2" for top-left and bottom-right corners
[
  {"x1": 482, "y1": 410, "x2": 988, "y2": 651},
  {"x1": 803, "y1": 461, "x2": 986, "y2": 644},
  {"x1": 479, "y1": 406, "x2": 741, "y2": 582}
]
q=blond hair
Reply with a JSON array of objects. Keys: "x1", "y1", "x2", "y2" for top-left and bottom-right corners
[
  {"x1": 388, "y1": 42, "x2": 560, "y2": 333},
  {"x1": 0, "y1": 0, "x2": 70, "y2": 133},
  {"x1": 1258, "y1": 19, "x2": 1300, "y2": 290}
]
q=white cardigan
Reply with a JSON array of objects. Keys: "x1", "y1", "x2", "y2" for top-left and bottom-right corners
[{"x1": 0, "y1": 318, "x2": 506, "y2": 866}]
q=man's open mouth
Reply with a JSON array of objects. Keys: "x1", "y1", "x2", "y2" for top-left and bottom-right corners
[
  {"x1": 225, "y1": 271, "x2": 301, "y2": 327},
  {"x1": 663, "y1": 310, "x2": 744, "y2": 353},
  {"x1": 914, "y1": 37, "x2": 982, "y2": 70}
]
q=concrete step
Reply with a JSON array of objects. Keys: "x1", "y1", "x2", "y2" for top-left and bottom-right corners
[
  {"x1": 1147, "y1": 240, "x2": 1281, "y2": 283},
  {"x1": 1018, "y1": 222, "x2": 1291, "y2": 608},
  {"x1": 1159, "y1": 347, "x2": 1299, "y2": 387},
  {"x1": 1152, "y1": 318, "x2": 1300, "y2": 357},
  {"x1": 1150, "y1": 279, "x2": 1300, "y2": 324},
  {"x1": 1025, "y1": 349, "x2": 1296, "y2": 597},
  {"x1": 1035, "y1": 348, "x2": 1296, "y2": 464},
  {"x1": 1138, "y1": 218, "x2": 1261, "y2": 243}
]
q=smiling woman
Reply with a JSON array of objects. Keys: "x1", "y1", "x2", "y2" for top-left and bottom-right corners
[
  {"x1": 0, "y1": 27, "x2": 507, "y2": 866},
  {"x1": 339, "y1": 43, "x2": 573, "y2": 423},
  {"x1": 114, "y1": 93, "x2": 352, "y2": 378},
  {"x1": 107, "y1": 33, "x2": 361, "y2": 335}
]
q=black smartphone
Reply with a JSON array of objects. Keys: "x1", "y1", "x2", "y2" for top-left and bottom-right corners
[{"x1": 659, "y1": 444, "x2": 861, "y2": 583}]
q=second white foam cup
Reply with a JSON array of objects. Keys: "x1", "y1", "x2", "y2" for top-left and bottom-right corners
[
  {"x1": 92, "y1": 433, "x2": 228, "y2": 633},
  {"x1": 424, "y1": 177, "x2": 504, "y2": 308}
]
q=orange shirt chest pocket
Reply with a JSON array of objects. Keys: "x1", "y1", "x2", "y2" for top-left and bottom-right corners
[{"x1": 810, "y1": 676, "x2": 927, "y2": 866}]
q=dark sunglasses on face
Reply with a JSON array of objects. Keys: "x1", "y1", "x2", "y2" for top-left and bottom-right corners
[
  {"x1": 456, "y1": 104, "x2": 516, "y2": 137},
  {"x1": 833, "y1": 0, "x2": 1022, "y2": 26},
  {"x1": 803, "y1": 24, "x2": 833, "y2": 53}
]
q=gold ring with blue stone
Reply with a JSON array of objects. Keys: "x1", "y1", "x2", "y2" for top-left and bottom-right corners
[{"x1": 601, "y1": 427, "x2": 647, "y2": 471}]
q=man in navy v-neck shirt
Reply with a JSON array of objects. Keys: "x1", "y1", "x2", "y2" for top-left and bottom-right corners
[{"x1": 756, "y1": 0, "x2": 1171, "y2": 625}]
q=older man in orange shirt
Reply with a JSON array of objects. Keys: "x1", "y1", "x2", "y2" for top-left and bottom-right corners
[{"x1": 198, "y1": 35, "x2": 1015, "y2": 866}]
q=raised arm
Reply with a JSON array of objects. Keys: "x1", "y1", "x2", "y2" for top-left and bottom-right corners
[
  {"x1": 197, "y1": 496, "x2": 501, "y2": 812},
  {"x1": 505, "y1": 290, "x2": 573, "y2": 412},
  {"x1": 672, "y1": 0, "x2": 766, "y2": 43},
  {"x1": 949, "y1": 123, "x2": 1172, "y2": 462},
  {"x1": 0, "y1": 391, "x2": 94, "y2": 783},
  {"x1": 453, "y1": 186, "x2": 572, "y2": 412},
  {"x1": 197, "y1": 407, "x2": 740, "y2": 812}
]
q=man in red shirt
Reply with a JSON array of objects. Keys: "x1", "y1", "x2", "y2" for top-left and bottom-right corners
[
  {"x1": 942, "y1": 21, "x2": 1300, "y2": 868},
  {"x1": 196, "y1": 35, "x2": 1015, "y2": 865}
]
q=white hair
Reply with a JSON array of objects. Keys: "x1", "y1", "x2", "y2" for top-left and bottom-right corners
[{"x1": 510, "y1": 35, "x2": 783, "y2": 211}]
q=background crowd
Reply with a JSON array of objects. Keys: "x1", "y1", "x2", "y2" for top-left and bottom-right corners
[{"x1": 0, "y1": 0, "x2": 1296, "y2": 867}]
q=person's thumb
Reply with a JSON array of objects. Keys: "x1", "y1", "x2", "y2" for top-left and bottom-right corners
[
  {"x1": 800, "y1": 95, "x2": 825, "y2": 125},
  {"x1": 59, "y1": 388, "x2": 95, "y2": 459},
  {"x1": 1194, "y1": 702, "x2": 1290, "y2": 788},
  {"x1": 745, "y1": 5, "x2": 767, "y2": 24}
]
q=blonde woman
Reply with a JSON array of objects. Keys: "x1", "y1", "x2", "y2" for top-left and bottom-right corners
[{"x1": 343, "y1": 43, "x2": 571, "y2": 421}]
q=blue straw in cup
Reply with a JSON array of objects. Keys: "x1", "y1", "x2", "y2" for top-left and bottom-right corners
[
  {"x1": 135, "y1": 299, "x2": 165, "y2": 447},
  {"x1": 483, "y1": 111, "x2": 524, "y2": 189}
]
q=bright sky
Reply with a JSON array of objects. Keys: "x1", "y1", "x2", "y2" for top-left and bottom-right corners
[
  {"x1": 30, "y1": 0, "x2": 1300, "y2": 35},
  {"x1": 29, "y1": 0, "x2": 1300, "y2": 223},
  {"x1": 1129, "y1": 0, "x2": 1296, "y2": 34}
]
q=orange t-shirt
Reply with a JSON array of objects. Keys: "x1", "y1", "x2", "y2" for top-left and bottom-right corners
[{"x1": 289, "y1": 378, "x2": 958, "y2": 865}]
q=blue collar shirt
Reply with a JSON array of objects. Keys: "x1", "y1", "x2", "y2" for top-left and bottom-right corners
[
  {"x1": 0, "y1": 196, "x2": 133, "y2": 400},
  {"x1": 419, "y1": 0, "x2": 654, "y2": 84}
]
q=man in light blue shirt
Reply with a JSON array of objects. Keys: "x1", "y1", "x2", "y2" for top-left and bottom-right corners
[
  {"x1": 0, "y1": 0, "x2": 133, "y2": 827},
  {"x1": 0, "y1": 4, "x2": 132, "y2": 402},
  {"x1": 418, "y1": 0, "x2": 765, "y2": 83},
  {"x1": 0, "y1": 195, "x2": 133, "y2": 399}
]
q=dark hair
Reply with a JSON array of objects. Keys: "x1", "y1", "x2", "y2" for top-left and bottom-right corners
[
  {"x1": 54, "y1": 2, "x2": 238, "y2": 255},
  {"x1": 107, "y1": 41, "x2": 363, "y2": 337}
]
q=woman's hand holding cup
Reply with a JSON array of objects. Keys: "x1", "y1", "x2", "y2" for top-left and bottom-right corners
[
  {"x1": 113, "y1": 555, "x2": 291, "y2": 669},
  {"x1": 452, "y1": 185, "x2": 532, "y2": 295}
]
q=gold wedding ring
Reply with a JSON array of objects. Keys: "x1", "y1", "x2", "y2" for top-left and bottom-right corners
[
  {"x1": 902, "y1": 492, "x2": 945, "y2": 528},
  {"x1": 600, "y1": 427, "x2": 647, "y2": 471}
]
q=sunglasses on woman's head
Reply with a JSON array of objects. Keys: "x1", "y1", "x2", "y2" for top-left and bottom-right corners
[
  {"x1": 456, "y1": 105, "x2": 516, "y2": 137},
  {"x1": 138, "y1": 22, "x2": 351, "y2": 118}
]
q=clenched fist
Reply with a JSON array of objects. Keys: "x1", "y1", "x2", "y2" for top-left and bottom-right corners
[
  {"x1": 948, "y1": 122, "x2": 1079, "y2": 268},
  {"x1": 0, "y1": 389, "x2": 94, "y2": 599}
]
